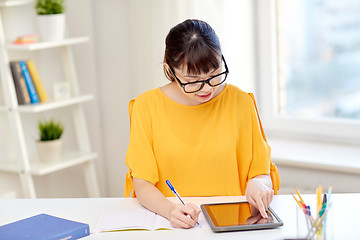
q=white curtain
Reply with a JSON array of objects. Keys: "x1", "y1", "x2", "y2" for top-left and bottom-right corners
[{"x1": 127, "y1": 0, "x2": 255, "y2": 97}]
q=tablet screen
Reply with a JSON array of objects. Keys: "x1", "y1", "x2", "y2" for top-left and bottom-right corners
[{"x1": 201, "y1": 202, "x2": 283, "y2": 232}]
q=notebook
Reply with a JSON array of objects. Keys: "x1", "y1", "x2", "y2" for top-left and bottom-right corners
[
  {"x1": 94, "y1": 208, "x2": 176, "y2": 232},
  {"x1": 0, "y1": 213, "x2": 90, "y2": 240}
]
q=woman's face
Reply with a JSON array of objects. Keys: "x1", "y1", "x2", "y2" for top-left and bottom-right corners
[{"x1": 171, "y1": 61, "x2": 225, "y2": 105}]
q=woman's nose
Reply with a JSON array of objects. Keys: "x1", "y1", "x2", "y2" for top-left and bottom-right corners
[{"x1": 201, "y1": 82, "x2": 212, "y2": 92}]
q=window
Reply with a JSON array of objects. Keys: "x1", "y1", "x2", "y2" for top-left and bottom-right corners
[
  {"x1": 277, "y1": 0, "x2": 360, "y2": 120},
  {"x1": 256, "y1": 0, "x2": 360, "y2": 142}
]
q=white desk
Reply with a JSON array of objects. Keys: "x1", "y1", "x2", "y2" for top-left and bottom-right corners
[{"x1": 0, "y1": 194, "x2": 358, "y2": 240}]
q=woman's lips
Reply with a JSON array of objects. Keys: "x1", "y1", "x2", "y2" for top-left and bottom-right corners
[{"x1": 196, "y1": 92, "x2": 212, "y2": 99}]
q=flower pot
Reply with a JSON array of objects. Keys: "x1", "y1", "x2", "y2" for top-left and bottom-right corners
[
  {"x1": 37, "y1": 14, "x2": 65, "y2": 42},
  {"x1": 36, "y1": 138, "x2": 62, "y2": 163}
]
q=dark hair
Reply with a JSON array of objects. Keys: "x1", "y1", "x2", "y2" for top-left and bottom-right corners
[{"x1": 164, "y1": 19, "x2": 222, "y2": 81}]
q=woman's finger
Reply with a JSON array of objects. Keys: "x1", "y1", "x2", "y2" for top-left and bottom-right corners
[
  {"x1": 252, "y1": 195, "x2": 267, "y2": 219},
  {"x1": 187, "y1": 203, "x2": 201, "y2": 222},
  {"x1": 179, "y1": 205, "x2": 197, "y2": 226},
  {"x1": 258, "y1": 200, "x2": 267, "y2": 218},
  {"x1": 169, "y1": 204, "x2": 197, "y2": 228},
  {"x1": 171, "y1": 217, "x2": 192, "y2": 229}
]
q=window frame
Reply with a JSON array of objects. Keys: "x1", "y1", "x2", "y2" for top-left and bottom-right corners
[{"x1": 254, "y1": 0, "x2": 360, "y2": 144}]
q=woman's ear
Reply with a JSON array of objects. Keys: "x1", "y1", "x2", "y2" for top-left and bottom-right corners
[
  {"x1": 163, "y1": 62, "x2": 174, "y2": 82},
  {"x1": 163, "y1": 62, "x2": 173, "y2": 77},
  {"x1": 163, "y1": 62, "x2": 170, "y2": 72}
]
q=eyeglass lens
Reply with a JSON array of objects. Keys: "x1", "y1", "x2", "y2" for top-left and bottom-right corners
[{"x1": 184, "y1": 73, "x2": 227, "y2": 93}]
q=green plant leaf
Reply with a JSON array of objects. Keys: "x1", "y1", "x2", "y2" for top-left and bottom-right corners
[
  {"x1": 36, "y1": 0, "x2": 65, "y2": 15},
  {"x1": 38, "y1": 119, "x2": 64, "y2": 141}
]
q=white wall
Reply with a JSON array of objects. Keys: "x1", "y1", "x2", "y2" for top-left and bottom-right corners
[{"x1": 92, "y1": 0, "x2": 133, "y2": 197}]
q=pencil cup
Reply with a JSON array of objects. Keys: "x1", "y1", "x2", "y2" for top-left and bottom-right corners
[
  {"x1": 296, "y1": 205, "x2": 309, "y2": 238},
  {"x1": 296, "y1": 205, "x2": 333, "y2": 240},
  {"x1": 320, "y1": 205, "x2": 334, "y2": 240}
]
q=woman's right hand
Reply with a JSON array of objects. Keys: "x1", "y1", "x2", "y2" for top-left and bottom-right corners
[
  {"x1": 133, "y1": 178, "x2": 201, "y2": 229},
  {"x1": 167, "y1": 203, "x2": 201, "y2": 229}
]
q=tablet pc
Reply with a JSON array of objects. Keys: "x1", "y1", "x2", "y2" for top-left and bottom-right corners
[{"x1": 201, "y1": 201, "x2": 283, "y2": 232}]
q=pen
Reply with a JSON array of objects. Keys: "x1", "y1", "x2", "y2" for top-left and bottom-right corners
[
  {"x1": 317, "y1": 184, "x2": 323, "y2": 215},
  {"x1": 293, "y1": 190, "x2": 309, "y2": 216},
  {"x1": 306, "y1": 202, "x2": 333, "y2": 240},
  {"x1": 327, "y1": 186, "x2": 332, "y2": 205},
  {"x1": 292, "y1": 194, "x2": 303, "y2": 208},
  {"x1": 318, "y1": 193, "x2": 327, "y2": 217},
  {"x1": 322, "y1": 186, "x2": 332, "y2": 234},
  {"x1": 292, "y1": 192, "x2": 307, "y2": 220},
  {"x1": 294, "y1": 188, "x2": 305, "y2": 204},
  {"x1": 305, "y1": 206, "x2": 311, "y2": 230},
  {"x1": 166, "y1": 180, "x2": 187, "y2": 205},
  {"x1": 319, "y1": 202, "x2": 327, "y2": 217},
  {"x1": 166, "y1": 180, "x2": 199, "y2": 225},
  {"x1": 307, "y1": 205, "x2": 314, "y2": 222},
  {"x1": 322, "y1": 193, "x2": 327, "y2": 205},
  {"x1": 316, "y1": 184, "x2": 323, "y2": 239}
]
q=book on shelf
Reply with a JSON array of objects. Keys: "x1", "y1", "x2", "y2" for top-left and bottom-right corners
[
  {"x1": 13, "y1": 34, "x2": 39, "y2": 45},
  {"x1": 19, "y1": 60, "x2": 40, "y2": 104},
  {"x1": 26, "y1": 59, "x2": 48, "y2": 102},
  {"x1": 0, "y1": 213, "x2": 90, "y2": 240},
  {"x1": 9, "y1": 61, "x2": 31, "y2": 105}
]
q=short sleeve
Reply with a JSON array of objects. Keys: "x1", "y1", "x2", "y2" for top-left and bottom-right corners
[
  {"x1": 124, "y1": 98, "x2": 159, "y2": 197},
  {"x1": 247, "y1": 93, "x2": 280, "y2": 194}
]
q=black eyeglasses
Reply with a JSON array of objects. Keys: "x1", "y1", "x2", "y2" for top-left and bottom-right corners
[{"x1": 169, "y1": 55, "x2": 229, "y2": 93}]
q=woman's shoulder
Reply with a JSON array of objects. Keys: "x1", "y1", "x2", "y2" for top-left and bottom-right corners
[
  {"x1": 128, "y1": 88, "x2": 163, "y2": 115},
  {"x1": 225, "y1": 84, "x2": 253, "y2": 101},
  {"x1": 132, "y1": 88, "x2": 162, "y2": 103}
]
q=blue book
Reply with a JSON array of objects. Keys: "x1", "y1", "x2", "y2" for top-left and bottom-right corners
[
  {"x1": 0, "y1": 213, "x2": 90, "y2": 240},
  {"x1": 19, "y1": 60, "x2": 40, "y2": 103}
]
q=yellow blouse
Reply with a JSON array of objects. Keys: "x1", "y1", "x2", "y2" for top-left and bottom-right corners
[{"x1": 124, "y1": 84, "x2": 280, "y2": 197}]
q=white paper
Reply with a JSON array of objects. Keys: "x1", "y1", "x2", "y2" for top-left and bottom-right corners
[
  {"x1": 153, "y1": 214, "x2": 174, "y2": 230},
  {"x1": 94, "y1": 209, "x2": 176, "y2": 232}
]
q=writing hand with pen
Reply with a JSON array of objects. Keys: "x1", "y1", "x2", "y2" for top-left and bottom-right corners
[
  {"x1": 167, "y1": 202, "x2": 201, "y2": 229},
  {"x1": 166, "y1": 180, "x2": 201, "y2": 229},
  {"x1": 245, "y1": 175, "x2": 274, "y2": 219}
]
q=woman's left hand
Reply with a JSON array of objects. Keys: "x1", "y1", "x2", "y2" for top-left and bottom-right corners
[{"x1": 245, "y1": 175, "x2": 274, "y2": 219}]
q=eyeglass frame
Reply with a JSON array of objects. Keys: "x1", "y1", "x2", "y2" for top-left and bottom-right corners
[{"x1": 168, "y1": 55, "x2": 229, "y2": 93}]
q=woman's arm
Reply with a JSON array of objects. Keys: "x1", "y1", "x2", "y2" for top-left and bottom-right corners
[
  {"x1": 245, "y1": 174, "x2": 274, "y2": 219},
  {"x1": 133, "y1": 177, "x2": 201, "y2": 228}
]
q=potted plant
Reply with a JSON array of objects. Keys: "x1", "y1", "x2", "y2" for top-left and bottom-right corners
[
  {"x1": 35, "y1": 0, "x2": 65, "y2": 42},
  {"x1": 36, "y1": 119, "x2": 64, "y2": 162}
]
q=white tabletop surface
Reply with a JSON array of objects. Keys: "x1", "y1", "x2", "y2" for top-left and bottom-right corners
[{"x1": 0, "y1": 194, "x2": 359, "y2": 240}]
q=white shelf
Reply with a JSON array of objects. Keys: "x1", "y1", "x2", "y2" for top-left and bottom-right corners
[
  {"x1": 7, "y1": 37, "x2": 89, "y2": 51},
  {"x1": 0, "y1": 0, "x2": 32, "y2": 7},
  {"x1": 0, "y1": 151, "x2": 98, "y2": 176},
  {"x1": 0, "y1": 1, "x2": 100, "y2": 197},
  {"x1": 18, "y1": 94, "x2": 93, "y2": 113}
]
